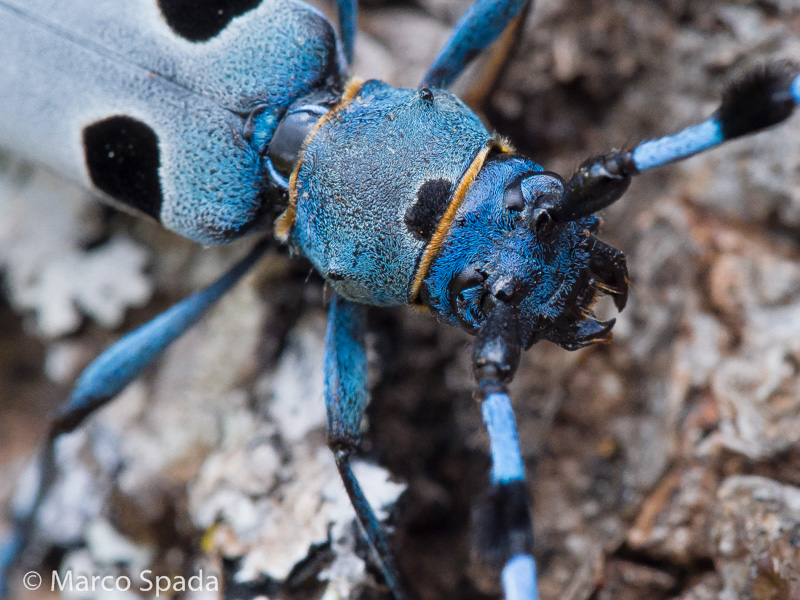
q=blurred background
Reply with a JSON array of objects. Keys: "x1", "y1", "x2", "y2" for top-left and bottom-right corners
[{"x1": 1, "y1": 0, "x2": 800, "y2": 598}]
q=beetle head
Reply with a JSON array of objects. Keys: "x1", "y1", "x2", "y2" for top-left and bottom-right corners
[{"x1": 421, "y1": 156, "x2": 629, "y2": 350}]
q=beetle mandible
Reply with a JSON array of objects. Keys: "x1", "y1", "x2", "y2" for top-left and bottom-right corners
[{"x1": 1, "y1": 0, "x2": 799, "y2": 599}]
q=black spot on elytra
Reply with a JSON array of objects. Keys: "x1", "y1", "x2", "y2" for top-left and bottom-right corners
[
  {"x1": 83, "y1": 116, "x2": 163, "y2": 220},
  {"x1": 157, "y1": 0, "x2": 262, "y2": 41},
  {"x1": 405, "y1": 179, "x2": 452, "y2": 241}
]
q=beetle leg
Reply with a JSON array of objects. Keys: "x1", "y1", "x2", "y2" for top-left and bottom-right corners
[
  {"x1": 324, "y1": 293, "x2": 408, "y2": 599},
  {"x1": 472, "y1": 301, "x2": 538, "y2": 600},
  {"x1": 0, "y1": 530, "x2": 20, "y2": 600},
  {"x1": 460, "y1": 0, "x2": 533, "y2": 109},
  {"x1": 422, "y1": 0, "x2": 532, "y2": 90},
  {"x1": 0, "y1": 240, "x2": 269, "y2": 599},
  {"x1": 335, "y1": 0, "x2": 358, "y2": 67}
]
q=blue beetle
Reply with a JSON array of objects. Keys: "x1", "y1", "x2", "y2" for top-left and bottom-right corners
[{"x1": 0, "y1": 0, "x2": 799, "y2": 599}]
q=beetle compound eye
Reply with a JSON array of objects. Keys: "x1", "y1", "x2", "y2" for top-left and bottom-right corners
[
  {"x1": 449, "y1": 267, "x2": 486, "y2": 302},
  {"x1": 520, "y1": 172, "x2": 564, "y2": 210},
  {"x1": 503, "y1": 178, "x2": 526, "y2": 212},
  {"x1": 449, "y1": 267, "x2": 488, "y2": 330},
  {"x1": 505, "y1": 172, "x2": 565, "y2": 231}
]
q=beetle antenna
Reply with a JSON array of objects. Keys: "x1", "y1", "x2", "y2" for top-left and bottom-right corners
[
  {"x1": 546, "y1": 62, "x2": 800, "y2": 222},
  {"x1": 471, "y1": 301, "x2": 539, "y2": 599}
]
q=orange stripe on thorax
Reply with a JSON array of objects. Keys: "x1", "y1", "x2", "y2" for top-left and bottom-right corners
[
  {"x1": 408, "y1": 136, "x2": 513, "y2": 303},
  {"x1": 274, "y1": 77, "x2": 365, "y2": 241}
]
